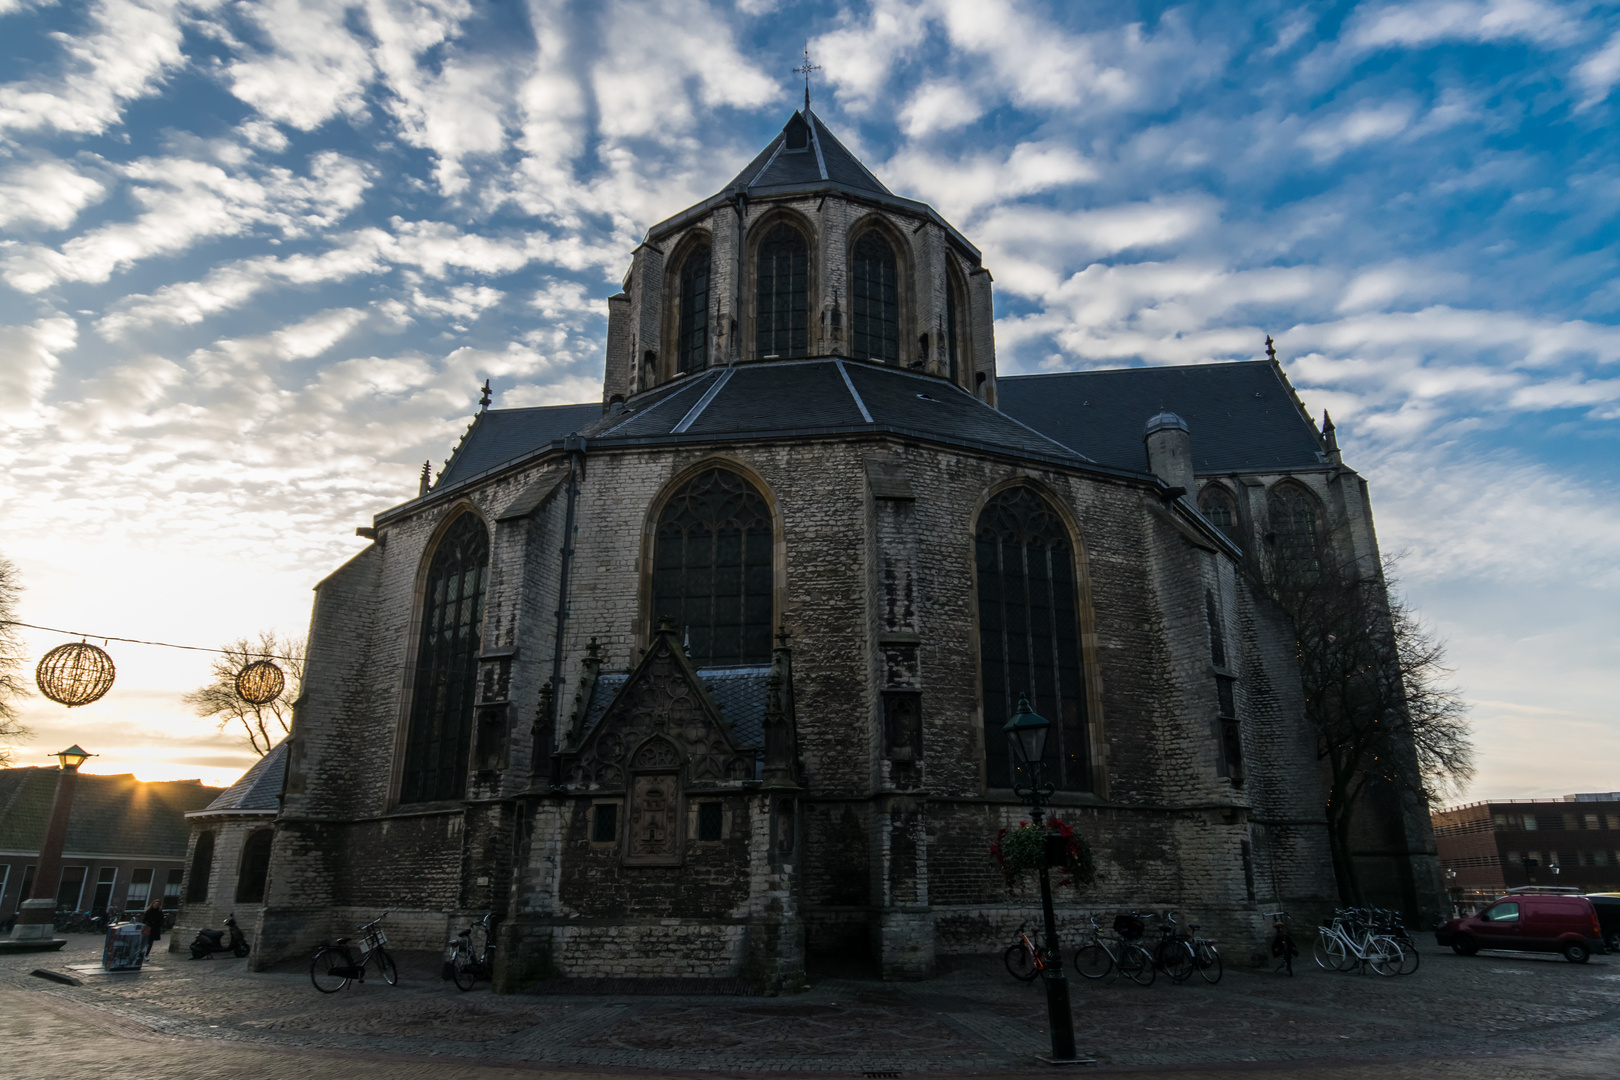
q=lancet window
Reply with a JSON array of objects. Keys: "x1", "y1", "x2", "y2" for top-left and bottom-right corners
[
  {"x1": 651, "y1": 468, "x2": 773, "y2": 666},
  {"x1": 975, "y1": 487, "x2": 1090, "y2": 791},
  {"x1": 677, "y1": 243, "x2": 710, "y2": 375},
  {"x1": 851, "y1": 231, "x2": 899, "y2": 364},
  {"x1": 755, "y1": 224, "x2": 808, "y2": 358},
  {"x1": 1200, "y1": 485, "x2": 1240, "y2": 546},
  {"x1": 1268, "y1": 484, "x2": 1322, "y2": 582},
  {"x1": 400, "y1": 511, "x2": 489, "y2": 804}
]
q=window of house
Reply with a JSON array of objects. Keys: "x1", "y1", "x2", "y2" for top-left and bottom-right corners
[
  {"x1": 188, "y1": 832, "x2": 214, "y2": 902},
  {"x1": 124, "y1": 868, "x2": 152, "y2": 912},
  {"x1": 401, "y1": 511, "x2": 489, "y2": 804},
  {"x1": 1523, "y1": 816, "x2": 1538, "y2": 830},
  {"x1": 1596, "y1": 850, "x2": 1610, "y2": 866},
  {"x1": 163, "y1": 868, "x2": 183, "y2": 910},
  {"x1": 91, "y1": 867, "x2": 116, "y2": 914},
  {"x1": 698, "y1": 801, "x2": 723, "y2": 842},
  {"x1": 1267, "y1": 485, "x2": 1321, "y2": 580},
  {"x1": 1200, "y1": 487, "x2": 1240, "y2": 546},
  {"x1": 591, "y1": 802, "x2": 618, "y2": 844},
  {"x1": 236, "y1": 830, "x2": 273, "y2": 904},
  {"x1": 851, "y1": 231, "x2": 899, "y2": 365},
  {"x1": 652, "y1": 468, "x2": 773, "y2": 666},
  {"x1": 755, "y1": 223, "x2": 808, "y2": 359},
  {"x1": 678, "y1": 243, "x2": 710, "y2": 375},
  {"x1": 975, "y1": 487, "x2": 1089, "y2": 791},
  {"x1": 56, "y1": 865, "x2": 86, "y2": 911}
]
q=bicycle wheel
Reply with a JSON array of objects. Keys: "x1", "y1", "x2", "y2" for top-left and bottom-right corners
[
  {"x1": 451, "y1": 944, "x2": 478, "y2": 991},
  {"x1": 1120, "y1": 943, "x2": 1156, "y2": 986},
  {"x1": 1073, "y1": 943, "x2": 1113, "y2": 980},
  {"x1": 1004, "y1": 942, "x2": 1039, "y2": 982},
  {"x1": 1368, "y1": 937, "x2": 1402, "y2": 977},
  {"x1": 1159, "y1": 940, "x2": 1194, "y2": 983},
  {"x1": 310, "y1": 947, "x2": 351, "y2": 993},
  {"x1": 1194, "y1": 941, "x2": 1223, "y2": 985},
  {"x1": 375, "y1": 946, "x2": 399, "y2": 986},
  {"x1": 1314, "y1": 932, "x2": 1348, "y2": 972}
]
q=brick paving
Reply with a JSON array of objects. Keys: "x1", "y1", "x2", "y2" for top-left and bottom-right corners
[{"x1": 4, "y1": 936, "x2": 1619, "y2": 1077}]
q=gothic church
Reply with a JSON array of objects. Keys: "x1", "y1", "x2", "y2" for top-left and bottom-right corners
[{"x1": 232, "y1": 108, "x2": 1442, "y2": 987}]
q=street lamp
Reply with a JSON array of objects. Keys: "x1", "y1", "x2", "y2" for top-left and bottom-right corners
[
  {"x1": 1003, "y1": 695, "x2": 1081, "y2": 1065},
  {"x1": 3, "y1": 746, "x2": 93, "y2": 948},
  {"x1": 56, "y1": 745, "x2": 93, "y2": 771},
  {"x1": 1549, "y1": 861, "x2": 1561, "y2": 877}
]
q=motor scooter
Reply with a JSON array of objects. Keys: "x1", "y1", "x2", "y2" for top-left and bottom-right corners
[{"x1": 190, "y1": 912, "x2": 251, "y2": 959}]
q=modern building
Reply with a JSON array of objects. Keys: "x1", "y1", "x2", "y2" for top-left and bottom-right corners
[
  {"x1": 0, "y1": 767, "x2": 221, "y2": 921},
  {"x1": 252, "y1": 106, "x2": 1441, "y2": 987},
  {"x1": 1433, "y1": 794, "x2": 1620, "y2": 911}
]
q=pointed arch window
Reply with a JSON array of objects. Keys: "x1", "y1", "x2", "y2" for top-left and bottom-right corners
[
  {"x1": 401, "y1": 511, "x2": 489, "y2": 804},
  {"x1": 975, "y1": 487, "x2": 1090, "y2": 791},
  {"x1": 755, "y1": 223, "x2": 808, "y2": 359},
  {"x1": 652, "y1": 468, "x2": 773, "y2": 666},
  {"x1": 235, "y1": 829, "x2": 274, "y2": 904},
  {"x1": 945, "y1": 272, "x2": 961, "y2": 383},
  {"x1": 1200, "y1": 486, "x2": 1240, "y2": 546},
  {"x1": 187, "y1": 831, "x2": 214, "y2": 902},
  {"x1": 851, "y1": 231, "x2": 899, "y2": 364},
  {"x1": 678, "y1": 243, "x2": 710, "y2": 375},
  {"x1": 1268, "y1": 485, "x2": 1322, "y2": 581}
]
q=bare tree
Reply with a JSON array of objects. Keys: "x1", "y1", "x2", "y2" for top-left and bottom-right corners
[
  {"x1": 0, "y1": 554, "x2": 33, "y2": 766},
  {"x1": 183, "y1": 631, "x2": 305, "y2": 756},
  {"x1": 1264, "y1": 537, "x2": 1474, "y2": 904}
]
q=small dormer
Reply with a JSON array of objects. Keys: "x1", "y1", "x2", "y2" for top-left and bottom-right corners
[{"x1": 602, "y1": 110, "x2": 1000, "y2": 408}]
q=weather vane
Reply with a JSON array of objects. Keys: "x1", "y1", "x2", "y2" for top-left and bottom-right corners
[{"x1": 794, "y1": 46, "x2": 821, "y2": 111}]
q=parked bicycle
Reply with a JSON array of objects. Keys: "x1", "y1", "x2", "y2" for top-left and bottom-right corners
[
  {"x1": 1371, "y1": 907, "x2": 1420, "y2": 975},
  {"x1": 1186, "y1": 919, "x2": 1221, "y2": 984},
  {"x1": 1072, "y1": 914, "x2": 1156, "y2": 986},
  {"x1": 1146, "y1": 912, "x2": 1194, "y2": 983},
  {"x1": 1314, "y1": 908, "x2": 1402, "y2": 976},
  {"x1": 449, "y1": 912, "x2": 497, "y2": 991},
  {"x1": 310, "y1": 911, "x2": 397, "y2": 993},
  {"x1": 1266, "y1": 911, "x2": 1298, "y2": 976}
]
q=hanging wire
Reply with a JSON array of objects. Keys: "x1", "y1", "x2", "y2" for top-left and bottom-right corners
[{"x1": 0, "y1": 620, "x2": 307, "y2": 663}]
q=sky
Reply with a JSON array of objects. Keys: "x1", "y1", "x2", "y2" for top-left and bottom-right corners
[{"x1": 0, "y1": 0, "x2": 1616, "y2": 800}]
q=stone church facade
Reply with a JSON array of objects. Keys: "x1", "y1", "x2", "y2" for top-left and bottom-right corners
[{"x1": 251, "y1": 109, "x2": 1442, "y2": 987}]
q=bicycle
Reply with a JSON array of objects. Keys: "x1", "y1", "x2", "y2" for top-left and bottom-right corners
[
  {"x1": 1313, "y1": 908, "x2": 1401, "y2": 976},
  {"x1": 449, "y1": 912, "x2": 497, "y2": 991},
  {"x1": 1372, "y1": 907, "x2": 1421, "y2": 976},
  {"x1": 310, "y1": 911, "x2": 397, "y2": 993},
  {"x1": 1186, "y1": 920, "x2": 1222, "y2": 984},
  {"x1": 1146, "y1": 911, "x2": 1194, "y2": 983},
  {"x1": 1072, "y1": 914, "x2": 1156, "y2": 986},
  {"x1": 1003, "y1": 920, "x2": 1059, "y2": 982},
  {"x1": 1266, "y1": 911, "x2": 1297, "y2": 976}
]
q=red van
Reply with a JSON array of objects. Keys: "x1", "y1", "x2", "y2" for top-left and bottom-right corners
[{"x1": 1436, "y1": 889, "x2": 1606, "y2": 963}]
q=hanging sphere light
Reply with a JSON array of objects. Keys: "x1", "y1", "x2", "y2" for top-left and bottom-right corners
[
  {"x1": 36, "y1": 642, "x2": 117, "y2": 707},
  {"x1": 235, "y1": 659, "x2": 285, "y2": 706}
]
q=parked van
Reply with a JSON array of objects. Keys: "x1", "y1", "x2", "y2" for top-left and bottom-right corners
[{"x1": 1435, "y1": 888, "x2": 1605, "y2": 963}]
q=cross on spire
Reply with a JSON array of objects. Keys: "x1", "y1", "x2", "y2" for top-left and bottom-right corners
[{"x1": 794, "y1": 46, "x2": 821, "y2": 111}]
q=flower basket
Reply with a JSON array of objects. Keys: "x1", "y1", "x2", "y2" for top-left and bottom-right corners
[{"x1": 989, "y1": 818, "x2": 1096, "y2": 897}]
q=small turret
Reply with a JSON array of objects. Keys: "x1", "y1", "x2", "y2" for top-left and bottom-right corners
[
  {"x1": 1322, "y1": 411, "x2": 1342, "y2": 466},
  {"x1": 1143, "y1": 411, "x2": 1195, "y2": 496}
]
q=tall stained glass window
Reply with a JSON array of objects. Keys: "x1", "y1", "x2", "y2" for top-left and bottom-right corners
[
  {"x1": 401, "y1": 512, "x2": 489, "y2": 803},
  {"x1": 1200, "y1": 486, "x2": 1240, "y2": 547},
  {"x1": 678, "y1": 244, "x2": 710, "y2": 374},
  {"x1": 1268, "y1": 485, "x2": 1321, "y2": 581},
  {"x1": 652, "y1": 468, "x2": 773, "y2": 666},
  {"x1": 851, "y1": 231, "x2": 899, "y2": 364},
  {"x1": 755, "y1": 224, "x2": 808, "y2": 358},
  {"x1": 975, "y1": 487, "x2": 1089, "y2": 791}
]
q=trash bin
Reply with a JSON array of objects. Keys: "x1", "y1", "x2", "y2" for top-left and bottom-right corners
[{"x1": 103, "y1": 922, "x2": 147, "y2": 971}]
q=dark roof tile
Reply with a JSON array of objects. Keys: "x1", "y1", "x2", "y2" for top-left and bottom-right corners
[
  {"x1": 0, "y1": 768, "x2": 223, "y2": 858},
  {"x1": 435, "y1": 403, "x2": 601, "y2": 488}
]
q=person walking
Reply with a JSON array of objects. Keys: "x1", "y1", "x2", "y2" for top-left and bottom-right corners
[{"x1": 142, "y1": 897, "x2": 164, "y2": 958}]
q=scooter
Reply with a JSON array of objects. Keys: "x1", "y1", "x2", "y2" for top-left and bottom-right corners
[{"x1": 190, "y1": 912, "x2": 251, "y2": 959}]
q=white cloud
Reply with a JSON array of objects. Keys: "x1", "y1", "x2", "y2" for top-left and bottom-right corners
[
  {"x1": 1347, "y1": 0, "x2": 1582, "y2": 51},
  {"x1": 223, "y1": 0, "x2": 379, "y2": 130},
  {"x1": 898, "y1": 79, "x2": 984, "y2": 137},
  {"x1": 1299, "y1": 102, "x2": 1416, "y2": 160},
  {"x1": 0, "y1": 158, "x2": 107, "y2": 229},
  {"x1": 814, "y1": 0, "x2": 932, "y2": 112},
  {"x1": 0, "y1": 313, "x2": 75, "y2": 423},
  {"x1": 410, "y1": 283, "x2": 504, "y2": 322},
  {"x1": 885, "y1": 141, "x2": 1098, "y2": 219},
  {"x1": 1574, "y1": 31, "x2": 1620, "y2": 108}
]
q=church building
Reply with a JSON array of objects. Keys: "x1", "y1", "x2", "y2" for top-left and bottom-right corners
[{"x1": 249, "y1": 108, "x2": 1442, "y2": 988}]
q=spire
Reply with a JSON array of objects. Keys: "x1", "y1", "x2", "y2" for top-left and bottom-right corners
[
  {"x1": 1265, "y1": 334, "x2": 1277, "y2": 363},
  {"x1": 794, "y1": 46, "x2": 821, "y2": 111},
  {"x1": 418, "y1": 460, "x2": 432, "y2": 496},
  {"x1": 478, "y1": 379, "x2": 492, "y2": 412},
  {"x1": 1322, "y1": 410, "x2": 1342, "y2": 466}
]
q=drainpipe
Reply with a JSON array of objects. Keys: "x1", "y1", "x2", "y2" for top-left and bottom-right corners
[{"x1": 547, "y1": 435, "x2": 586, "y2": 781}]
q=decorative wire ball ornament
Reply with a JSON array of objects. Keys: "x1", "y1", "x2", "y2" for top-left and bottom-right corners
[
  {"x1": 35, "y1": 642, "x2": 117, "y2": 708},
  {"x1": 235, "y1": 660, "x2": 285, "y2": 706}
]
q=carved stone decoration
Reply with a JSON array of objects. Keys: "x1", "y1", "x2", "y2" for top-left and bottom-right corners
[{"x1": 625, "y1": 772, "x2": 682, "y2": 866}]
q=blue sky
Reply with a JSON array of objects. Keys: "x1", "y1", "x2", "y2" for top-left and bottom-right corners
[{"x1": 1, "y1": 0, "x2": 1617, "y2": 796}]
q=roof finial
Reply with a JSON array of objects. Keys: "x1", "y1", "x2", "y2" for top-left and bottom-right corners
[
  {"x1": 1265, "y1": 334, "x2": 1277, "y2": 363},
  {"x1": 794, "y1": 45, "x2": 821, "y2": 111},
  {"x1": 478, "y1": 378, "x2": 492, "y2": 412},
  {"x1": 418, "y1": 460, "x2": 433, "y2": 496}
]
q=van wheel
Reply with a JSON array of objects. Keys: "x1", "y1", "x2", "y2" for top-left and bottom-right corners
[
  {"x1": 1563, "y1": 942, "x2": 1591, "y2": 964},
  {"x1": 1451, "y1": 935, "x2": 1478, "y2": 956}
]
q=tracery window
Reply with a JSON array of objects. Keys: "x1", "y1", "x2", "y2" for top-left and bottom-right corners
[
  {"x1": 755, "y1": 223, "x2": 808, "y2": 359},
  {"x1": 235, "y1": 829, "x2": 273, "y2": 904},
  {"x1": 851, "y1": 231, "x2": 899, "y2": 364},
  {"x1": 975, "y1": 487, "x2": 1090, "y2": 791},
  {"x1": 1268, "y1": 485, "x2": 1322, "y2": 581},
  {"x1": 1200, "y1": 486, "x2": 1240, "y2": 546},
  {"x1": 401, "y1": 511, "x2": 489, "y2": 804},
  {"x1": 652, "y1": 468, "x2": 773, "y2": 666},
  {"x1": 677, "y1": 243, "x2": 710, "y2": 374}
]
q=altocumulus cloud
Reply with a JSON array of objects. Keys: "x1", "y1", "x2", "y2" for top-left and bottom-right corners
[{"x1": 0, "y1": 0, "x2": 1615, "y2": 796}]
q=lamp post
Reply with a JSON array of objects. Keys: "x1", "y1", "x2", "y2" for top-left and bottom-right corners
[
  {"x1": 5, "y1": 746, "x2": 93, "y2": 947},
  {"x1": 1003, "y1": 696, "x2": 1081, "y2": 1065}
]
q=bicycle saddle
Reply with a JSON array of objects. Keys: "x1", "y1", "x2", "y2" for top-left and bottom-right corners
[
  {"x1": 335, "y1": 937, "x2": 351, "y2": 945},
  {"x1": 458, "y1": 928, "x2": 471, "y2": 938}
]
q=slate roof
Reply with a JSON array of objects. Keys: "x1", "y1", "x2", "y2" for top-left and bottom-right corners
[
  {"x1": 578, "y1": 666, "x2": 770, "y2": 751},
  {"x1": 724, "y1": 109, "x2": 890, "y2": 197},
  {"x1": 0, "y1": 769, "x2": 222, "y2": 857},
  {"x1": 435, "y1": 402, "x2": 601, "y2": 488},
  {"x1": 997, "y1": 362, "x2": 1329, "y2": 475},
  {"x1": 192, "y1": 740, "x2": 287, "y2": 815}
]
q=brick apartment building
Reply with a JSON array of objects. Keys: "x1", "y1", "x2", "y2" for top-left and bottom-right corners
[
  {"x1": 0, "y1": 767, "x2": 222, "y2": 921},
  {"x1": 1433, "y1": 793, "x2": 1620, "y2": 911}
]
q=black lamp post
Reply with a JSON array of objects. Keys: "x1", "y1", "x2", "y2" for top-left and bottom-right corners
[{"x1": 1003, "y1": 696, "x2": 1081, "y2": 1064}]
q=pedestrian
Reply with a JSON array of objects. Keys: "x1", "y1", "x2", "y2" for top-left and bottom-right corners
[{"x1": 142, "y1": 897, "x2": 164, "y2": 957}]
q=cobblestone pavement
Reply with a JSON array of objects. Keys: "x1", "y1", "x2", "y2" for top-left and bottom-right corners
[{"x1": 4, "y1": 936, "x2": 1619, "y2": 1078}]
